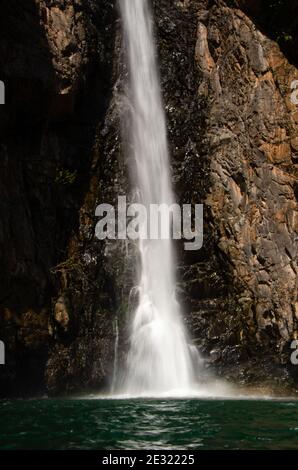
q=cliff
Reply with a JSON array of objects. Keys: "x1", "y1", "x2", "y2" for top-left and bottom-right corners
[{"x1": 0, "y1": 0, "x2": 297, "y2": 396}]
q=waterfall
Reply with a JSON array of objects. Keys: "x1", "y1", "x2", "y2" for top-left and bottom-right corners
[
  {"x1": 119, "y1": 0, "x2": 196, "y2": 396},
  {"x1": 111, "y1": 316, "x2": 119, "y2": 393}
]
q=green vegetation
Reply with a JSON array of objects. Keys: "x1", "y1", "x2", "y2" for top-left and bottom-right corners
[
  {"x1": 277, "y1": 32, "x2": 293, "y2": 44},
  {"x1": 55, "y1": 167, "x2": 77, "y2": 186},
  {"x1": 266, "y1": 0, "x2": 295, "y2": 43},
  {"x1": 51, "y1": 256, "x2": 82, "y2": 274}
]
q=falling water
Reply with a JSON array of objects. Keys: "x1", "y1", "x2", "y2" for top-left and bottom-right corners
[
  {"x1": 111, "y1": 316, "x2": 119, "y2": 393},
  {"x1": 119, "y1": 0, "x2": 196, "y2": 396}
]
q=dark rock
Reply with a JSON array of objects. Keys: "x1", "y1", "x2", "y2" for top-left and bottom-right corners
[{"x1": 0, "y1": 0, "x2": 297, "y2": 396}]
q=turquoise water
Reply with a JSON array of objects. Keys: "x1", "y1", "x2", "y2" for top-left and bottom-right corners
[{"x1": 0, "y1": 398, "x2": 297, "y2": 449}]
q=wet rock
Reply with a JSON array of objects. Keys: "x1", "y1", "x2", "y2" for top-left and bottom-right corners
[
  {"x1": 0, "y1": 0, "x2": 298, "y2": 396},
  {"x1": 54, "y1": 297, "x2": 70, "y2": 332},
  {"x1": 0, "y1": 0, "x2": 117, "y2": 396}
]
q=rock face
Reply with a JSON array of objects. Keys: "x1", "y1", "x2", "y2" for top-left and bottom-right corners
[
  {"x1": 0, "y1": 0, "x2": 297, "y2": 396},
  {"x1": 183, "y1": 0, "x2": 298, "y2": 389},
  {"x1": 0, "y1": 0, "x2": 117, "y2": 396}
]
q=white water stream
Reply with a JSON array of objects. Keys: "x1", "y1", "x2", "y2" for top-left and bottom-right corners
[{"x1": 119, "y1": 0, "x2": 197, "y2": 395}]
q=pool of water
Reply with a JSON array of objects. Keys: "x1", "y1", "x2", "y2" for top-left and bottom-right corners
[{"x1": 0, "y1": 398, "x2": 297, "y2": 449}]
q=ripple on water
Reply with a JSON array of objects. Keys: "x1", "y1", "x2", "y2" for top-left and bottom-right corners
[{"x1": 0, "y1": 398, "x2": 298, "y2": 450}]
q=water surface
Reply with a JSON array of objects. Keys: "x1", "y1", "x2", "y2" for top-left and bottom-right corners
[{"x1": 0, "y1": 398, "x2": 297, "y2": 449}]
